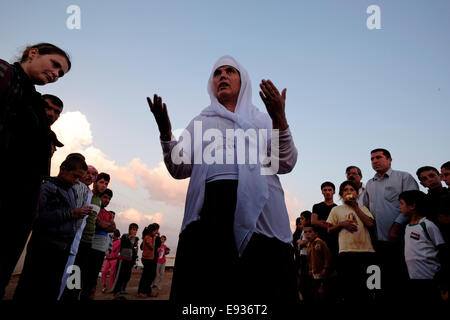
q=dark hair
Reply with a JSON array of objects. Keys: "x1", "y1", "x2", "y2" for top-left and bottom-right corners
[
  {"x1": 60, "y1": 156, "x2": 87, "y2": 171},
  {"x1": 441, "y1": 161, "x2": 450, "y2": 171},
  {"x1": 114, "y1": 229, "x2": 121, "y2": 238},
  {"x1": 346, "y1": 166, "x2": 362, "y2": 177},
  {"x1": 295, "y1": 217, "x2": 301, "y2": 225},
  {"x1": 65, "y1": 153, "x2": 85, "y2": 161},
  {"x1": 129, "y1": 223, "x2": 139, "y2": 231},
  {"x1": 321, "y1": 181, "x2": 335, "y2": 191},
  {"x1": 371, "y1": 148, "x2": 391, "y2": 159},
  {"x1": 19, "y1": 43, "x2": 71, "y2": 71},
  {"x1": 101, "y1": 188, "x2": 113, "y2": 198},
  {"x1": 398, "y1": 190, "x2": 428, "y2": 217},
  {"x1": 338, "y1": 180, "x2": 359, "y2": 197},
  {"x1": 96, "y1": 172, "x2": 110, "y2": 183},
  {"x1": 416, "y1": 166, "x2": 439, "y2": 180},
  {"x1": 300, "y1": 210, "x2": 312, "y2": 221},
  {"x1": 161, "y1": 235, "x2": 167, "y2": 240},
  {"x1": 42, "y1": 94, "x2": 63, "y2": 109},
  {"x1": 302, "y1": 223, "x2": 319, "y2": 233},
  {"x1": 142, "y1": 223, "x2": 160, "y2": 238}
]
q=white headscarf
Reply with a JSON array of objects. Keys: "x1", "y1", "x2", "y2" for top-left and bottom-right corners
[
  {"x1": 202, "y1": 55, "x2": 272, "y2": 132},
  {"x1": 181, "y1": 56, "x2": 274, "y2": 255}
]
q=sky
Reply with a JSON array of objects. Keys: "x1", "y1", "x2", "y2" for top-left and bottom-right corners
[{"x1": 1, "y1": 0, "x2": 449, "y2": 255}]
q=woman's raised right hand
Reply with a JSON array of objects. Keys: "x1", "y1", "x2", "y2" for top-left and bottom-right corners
[{"x1": 147, "y1": 94, "x2": 172, "y2": 141}]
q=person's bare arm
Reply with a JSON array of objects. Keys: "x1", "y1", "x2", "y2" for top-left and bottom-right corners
[{"x1": 311, "y1": 213, "x2": 330, "y2": 229}]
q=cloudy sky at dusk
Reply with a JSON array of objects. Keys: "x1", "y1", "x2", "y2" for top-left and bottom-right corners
[{"x1": 2, "y1": 0, "x2": 449, "y2": 254}]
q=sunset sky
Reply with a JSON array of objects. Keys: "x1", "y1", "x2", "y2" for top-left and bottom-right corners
[{"x1": 2, "y1": 0, "x2": 449, "y2": 254}]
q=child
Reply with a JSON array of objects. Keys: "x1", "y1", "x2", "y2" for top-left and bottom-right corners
[
  {"x1": 80, "y1": 188, "x2": 116, "y2": 300},
  {"x1": 295, "y1": 211, "x2": 312, "y2": 302},
  {"x1": 112, "y1": 223, "x2": 139, "y2": 297},
  {"x1": 13, "y1": 156, "x2": 91, "y2": 300},
  {"x1": 153, "y1": 235, "x2": 169, "y2": 291},
  {"x1": 327, "y1": 180, "x2": 376, "y2": 302},
  {"x1": 138, "y1": 223, "x2": 159, "y2": 298},
  {"x1": 102, "y1": 229, "x2": 121, "y2": 293},
  {"x1": 399, "y1": 190, "x2": 449, "y2": 302},
  {"x1": 303, "y1": 224, "x2": 333, "y2": 303}
]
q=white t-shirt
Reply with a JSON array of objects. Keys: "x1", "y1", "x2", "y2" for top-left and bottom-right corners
[{"x1": 404, "y1": 217, "x2": 445, "y2": 279}]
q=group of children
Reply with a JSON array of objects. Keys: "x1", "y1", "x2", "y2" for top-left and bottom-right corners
[
  {"x1": 10, "y1": 153, "x2": 169, "y2": 300},
  {"x1": 293, "y1": 162, "x2": 450, "y2": 304}
]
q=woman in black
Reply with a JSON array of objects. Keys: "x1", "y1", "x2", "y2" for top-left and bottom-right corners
[{"x1": 0, "y1": 43, "x2": 71, "y2": 299}]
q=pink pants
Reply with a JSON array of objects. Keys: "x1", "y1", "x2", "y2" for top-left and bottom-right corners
[{"x1": 101, "y1": 259, "x2": 118, "y2": 289}]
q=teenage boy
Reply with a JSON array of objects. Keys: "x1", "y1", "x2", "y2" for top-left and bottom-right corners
[
  {"x1": 80, "y1": 188, "x2": 115, "y2": 300},
  {"x1": 61, "y1": 171, "x2": 108, "y2": 300},
  {"x1": 311, "y1": 182, "x2": 338, "y2": 263},
  {"x1": 416, "y1": 166, "x2": 447, "y2": 224},
  {"x1": 438, "y1": 162, "x2": 450, "y2": 244},
  {"x1": 58, "y1": 164, "x2": 98, "y2": 300},
  {"x1": 13, "y1": 156, "x2": 91, "y2": 300}
]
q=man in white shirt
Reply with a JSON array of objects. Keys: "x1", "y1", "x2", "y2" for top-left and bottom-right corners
[{"x1": 346, "y1": 166, "x2": 365, "y2": 206}]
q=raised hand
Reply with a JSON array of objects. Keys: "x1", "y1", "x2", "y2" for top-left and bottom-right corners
[
  {"x1": 259, "y1": 80, "x2": 288, "y2": 130},
  {"x1": 147, "y1": 94, "x2": 172, "y2": 141}
]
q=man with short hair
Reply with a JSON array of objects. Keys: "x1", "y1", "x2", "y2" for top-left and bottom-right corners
[
  {"x1": 42, "y1": 94, "x2": 64, "y2": 160},
  {"x1": 363, "y1": 148, "x2": 419, "y2": 301},
  {"x1": 42, "y1": 94, "x2": 63, "y2": 126},
  {"x1": 345, "y1": 166, "x2": 365, "y2": 205}
]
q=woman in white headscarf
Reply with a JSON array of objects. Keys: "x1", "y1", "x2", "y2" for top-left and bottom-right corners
[{"x1": 147, "y1": 56, "x2": 298, "y2": 304}]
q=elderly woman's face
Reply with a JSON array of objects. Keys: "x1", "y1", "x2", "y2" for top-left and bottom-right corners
[{"x1": 212, "y1": 65, "x2": 241, "y2": 103}]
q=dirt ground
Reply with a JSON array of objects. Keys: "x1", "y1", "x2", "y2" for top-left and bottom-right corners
[{"x1": 4, "y1": 267, "x2": 172, "y2": 300}]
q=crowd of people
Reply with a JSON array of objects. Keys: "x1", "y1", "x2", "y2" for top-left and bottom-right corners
[
  {"x1": 293, "y1": 157, "x2": 450, "y2": 304},
  {"x1": 1, "y1": 43, "x2": 448, "y2": 307},
  {"x1": 0, "y1": 43, "x2": 169, "y2": 301}
]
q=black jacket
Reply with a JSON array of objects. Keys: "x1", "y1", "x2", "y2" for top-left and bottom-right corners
[{"x1": 0, "y1": 59, "x2": 52, "y2": 178}]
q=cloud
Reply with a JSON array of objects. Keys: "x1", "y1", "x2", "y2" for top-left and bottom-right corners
[
  {"x1": 115, "y1": 208, "x2": 164, "y2": 230},
  {"x1": 50, "y1": 112, "x2": 138, "y2": 188},
  {"x1": 284, "y1": 188, "x2": 302, "y2": 232},
  {"x1": 51, "y1": 111, "x2": 187, "y2": 206},
  {"x1": 130, "y1": 159, "x2": 189, "y2": 207}
]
